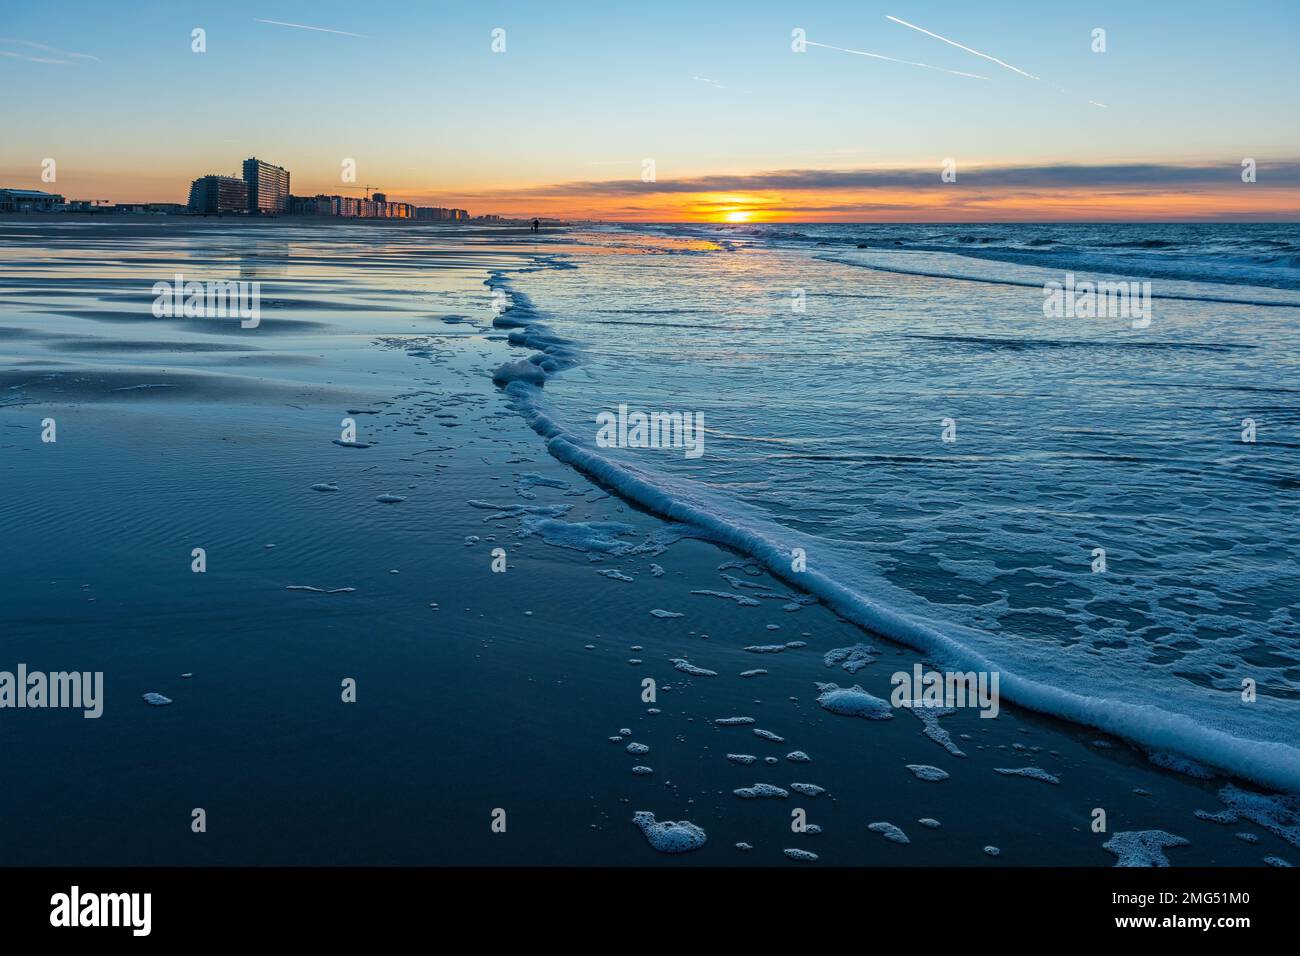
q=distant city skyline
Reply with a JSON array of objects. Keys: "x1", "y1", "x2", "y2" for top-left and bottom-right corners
[{"x1": 2, "y1": 1, "x2": 1299, "y2": 220}]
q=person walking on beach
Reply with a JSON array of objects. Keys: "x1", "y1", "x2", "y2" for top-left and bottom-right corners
[{"x1": 531, "y1": 218, "x2": 540, "y2": 233}]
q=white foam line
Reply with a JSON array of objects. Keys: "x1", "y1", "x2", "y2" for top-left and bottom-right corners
[{"x1": 885, "y1": 14, "x2": 1039, "y2": 80}]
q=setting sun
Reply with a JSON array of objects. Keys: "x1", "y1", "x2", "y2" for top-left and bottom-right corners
[{"x1": 724, "y1": 210, "x2": 752, "y2": 223}]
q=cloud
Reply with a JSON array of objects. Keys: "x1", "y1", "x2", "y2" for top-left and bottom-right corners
[{"x1": 495, "y1": 161, "x2": 1300, "y2": 198}]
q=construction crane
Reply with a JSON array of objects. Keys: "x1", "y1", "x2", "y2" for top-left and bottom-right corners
[{"x1": 340, "y1": 184, "x2": 381, "y2": 199}]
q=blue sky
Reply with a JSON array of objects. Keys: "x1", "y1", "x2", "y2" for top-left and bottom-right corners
[{"x1": 2, "y1": 1, "x2": 1297, "y2": 218}]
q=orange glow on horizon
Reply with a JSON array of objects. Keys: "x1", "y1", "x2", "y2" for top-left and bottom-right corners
[{"x1": 9, "y1": 168, "x2": 1298, "y2": 224}]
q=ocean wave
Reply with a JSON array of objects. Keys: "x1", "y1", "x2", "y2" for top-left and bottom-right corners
[
  {"x1": 489, "y1": 252, "x2": 1300, "y2": 794},
  {"x1": 816, "y1": 253, "x2": 1300, "y2": 308}
]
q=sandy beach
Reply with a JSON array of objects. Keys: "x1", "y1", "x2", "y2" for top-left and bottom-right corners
[{"x1": 0, "y1": 216, "x2": 1295, "y2": 866}]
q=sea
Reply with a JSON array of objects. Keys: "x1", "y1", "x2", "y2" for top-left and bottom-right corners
[{"x1": 502, "y1": 220, "x2": 1300, "y2": 790}]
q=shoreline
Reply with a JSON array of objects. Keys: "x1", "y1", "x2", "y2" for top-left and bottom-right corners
[{"x1": 0, "y1": 218, "x2": 1294, "y2": 865}]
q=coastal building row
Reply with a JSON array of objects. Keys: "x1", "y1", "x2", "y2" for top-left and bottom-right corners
[
  {"x1": 3, "y1": 156, "x2": 475, "y2": 220},
  {"x1": 288, "y1": 193, "x2": 468, "y2": 221}
]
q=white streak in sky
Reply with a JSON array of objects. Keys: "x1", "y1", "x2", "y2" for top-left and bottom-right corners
[
  {"x1": 805, "y1": 40, "x2": 990, "y2": 80},
  {"x1": 0, "y1": 38, "x2": 98, "y2": 63},
  {"x1": 254, "y1": 19, "x2": 370, "y2": 38},
  {"x1": 0, "y1": 50, "x2": 74, "y2": 64},
  {"x1": 17, "y1": 40, "x2": 99, "y2": 61},
  {"x1": 885, "y1": 15, "x2": 1039, "y2": 80}
]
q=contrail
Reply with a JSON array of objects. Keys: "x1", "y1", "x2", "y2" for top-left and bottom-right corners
[
  {"x1": 254, "y1": 18, "x2": 370, "y2": 38},
  {"x1": 805, "y1": 40, "x2": 989, "y2": 80},
  {"x1": 17, "y1": 40, "x2": 99, "y2": 61},
  {"x1": 885, "y1": 15, "x2": 1039, "y2": 80},
  {"x1": 0, "y1": 50, "x2": 75, "y2": 64}
]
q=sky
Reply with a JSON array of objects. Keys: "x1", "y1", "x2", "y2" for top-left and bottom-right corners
[{"x1": 2, "y1": 0, "x2": 1298, "y2": 221}]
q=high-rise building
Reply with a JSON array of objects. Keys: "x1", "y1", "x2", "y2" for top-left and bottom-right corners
[
  {"x1": 242, "y1": 157, "x2": 290, "y2": 215},
  {"x1": 188, "y1": 175, "x2": 249, "y2": 215}
]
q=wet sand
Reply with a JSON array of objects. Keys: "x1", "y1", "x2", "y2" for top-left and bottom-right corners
[{"x1": 0, "y1": 216, "x2": 1292, "y2": 866}]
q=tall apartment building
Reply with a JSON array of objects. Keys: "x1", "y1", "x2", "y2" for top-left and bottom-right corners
[
  {"x1": 242, "y1": 157, "x2": 290, "y2": 215},
  {"x1": 188, "y1": 175, "x2": 249, "y2": 215}
]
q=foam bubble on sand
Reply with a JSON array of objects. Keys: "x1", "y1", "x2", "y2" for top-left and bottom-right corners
[
  {"x1": 1218, "y1": 785, "x2": 1300, "y2": 847},
  {"x1": 735, "y1": 783, "x2": 789, "y2": 799},
  {"x1": 519, "y1": 516, "x2": 639, "y2": 558},
  {"x1": 672, "y1": 659, "x2": 717, "y2": 677},
  {"x1": 332, "y1": 439, "x2": 372, "y2": 448},
  {"x1": 740, "y1": 669, "x2": 768, "y2": 678},
  {"x1": 994, "y1": 767, "x2": 1060, "y2": 785},
  {"x1": 790, "y1": 783, "x2": 825, "y2": 797},
  {"x1": 651, "y1": 609, "x2": 683, "y2": 619},
  {"x1": 784, "y1": 849, "x2": 818, "y2": 862},
  {"x1": 311, "y1": 482, "x2": 339, "y2": 492},
  {"x1": 727, "y1": 754, "x2": 757, "y2": 764},
  {"x1": 650, "y1": 564, "x2": 665, "y2": 577},
  {"x1": 692, "y1": 589, "x2": 761, "y2": 607},
  {"x1": 919, "y1": 818, "x2": 942, "y2": 828},
  {"x1": 907, "y1": 765, "x2": 950, "y2": 782},
  {"x1": 1236, "y1": 832, "x2": 1259, "y2": 843},
  {"x1": 619, "y1": 728, "x2": 632, "y2": 735},
  {"x1": 744, "y1": 644, "x2": 788, "y2": 654},
  {"x1": 868, "y1": 822, "x2": 910, "y2": 844},
  {"x1": 715, "y1": 717, "x2": 755, "y2": 726},
  {"x1": 984, "y1": 846, "x2": 1001, "y2": 857},
  {"x1": 753, "y1": 729, "x2": 784, "y2": 742},
  {"x1": 787, "y1": 751, "x2": 811, "y2": 762},
  {"x1": 823, "y1": 643, "x2": 876, "y2": 674},
  {"x1": 632, "y1": 766, "x2": 654, "y2": 775},
  {"x1": 626, "y1": 742, "x2": 649, "y2": 755},
  {"x1": 1194, "y1": 808, "x2": 1238, "y2": 824},
  {"x1": 784, "y1": 641, "x2": 807, "y2": 648},
  {"x1": 142, "y1": 693, "x2": 172, "y2": 706},
  {"x1": 816, "y1": 682, "x2": 893, "y2": 720},
  {"x1": 766, "y1": 624, "x2": 780, "y2": 631},
  {"x1": 517, "y1": 472, "x2": 569, "y2": 494},
  {"x1": 286, "y1": 585, "x2": 355, "y2": 594},
  {"x1": 375, "y1": 494, "x2": 406, "y2": 504},
  {"x1": 736, "y1": 842, "x2": 754, "y2": 851},
  {"x1": 632, "y1": 811, "x2": 707, "y2": 854},
  {"x1": 1103, "y1": 830, "x2": 1190, "y2": 867},
  {"x1": 909, "y1": 707, "x2": 966, "y2": 756},
  {"x1": 805, "y1": 824, "x2": 823, "y2": 834},
  {"x1": 1265, "y1": 856, "x2": 1293, "y2": 867},
  {"x1": 598, "y1": 569, "x2": 634, "y2": 582}
]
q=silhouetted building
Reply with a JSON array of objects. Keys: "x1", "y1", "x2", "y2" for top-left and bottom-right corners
[
  {"x1": 188, "y1": 175, "x2": 248, "y2": 215},
  {"x1": 242, "y1": 157, "x2": 290, "y2": 215},
  {"x1": 0, "y1": 188, "x2": 65, "y2": 212}
]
